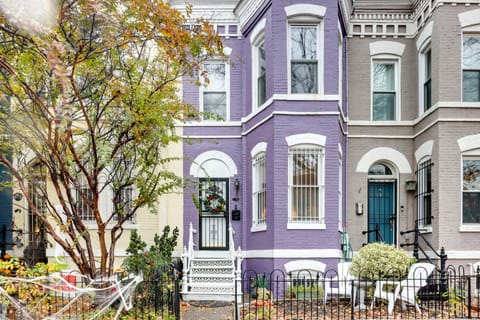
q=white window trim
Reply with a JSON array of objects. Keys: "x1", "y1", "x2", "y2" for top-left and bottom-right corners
[
  {"x1": 251, "y1": 18, "x2": 266, "y2": 110},
  {"x1": 371, "y1": 56, "x2": 401, "y2": 121},
  {"x1": 251, "y1": 142, "x2": 267, "y2": 232},
  {"x1": 199, "y1": 60, "x2": 230, "y2": 121},
  {"x1": 287, "y1": 21, "x2": 324, "y2": 96},
  {"x1": 338, "y1": 145, "x2": 343, "y2": 231},
  {"x1": 286, "y1": 134, "x2": 326, "y2": 230},
  {"x1": 338, "y1": 26, "x2": 343, "y2": 111}
]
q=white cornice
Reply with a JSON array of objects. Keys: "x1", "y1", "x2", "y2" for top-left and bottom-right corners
[
  {"x1": 235, "y1": 0, "x2": 267, "y2": 30},
  {"x1": 347, "y1": 0, "x2": 480, "y2": 38}
]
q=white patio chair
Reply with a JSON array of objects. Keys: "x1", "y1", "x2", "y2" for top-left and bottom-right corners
[
  {"x1": 284, "y1": 260, "x2": 328, "y2": 304},
  {"x1": 371, "y1": 262, "x2": 436, "y2": 315},
  {"x1": 325, "y1": 262, "x2": 356, "y2": 304}
]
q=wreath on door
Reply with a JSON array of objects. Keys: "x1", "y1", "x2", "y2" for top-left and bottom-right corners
[{"x1": 203, "y1": 190, "x2": 226, "y2": 214}]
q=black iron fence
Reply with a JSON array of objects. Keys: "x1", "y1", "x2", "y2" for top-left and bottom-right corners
[
  {"x1": 0, "y1": 266, "x2": 180, "y2": 319},
  {"x1": 236, "y1": 265, "x2": 480, "y2": 319}
]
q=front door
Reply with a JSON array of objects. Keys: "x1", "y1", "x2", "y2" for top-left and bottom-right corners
[
  {"x1": 199, "y1": 178, "x2": 229, "y2": 250},
  {"x1": 368, "y1": 181, "x2": 396, "y2": 245}
]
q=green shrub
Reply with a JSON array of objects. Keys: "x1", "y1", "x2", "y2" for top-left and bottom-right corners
[
  {"x1": 123, "y1": 225, "x2": 179, "y2": 277},
  {"x1": 350, "y1": 242, "x2": 415, "y2": 281}
]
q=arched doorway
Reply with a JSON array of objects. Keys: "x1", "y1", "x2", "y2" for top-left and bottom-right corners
[
  {"x1": 367, "y1": 163, "x2": 397, "y2": 245},
  {"x1": 190, "y1": 150, "x2": 238, "y2": 251}
]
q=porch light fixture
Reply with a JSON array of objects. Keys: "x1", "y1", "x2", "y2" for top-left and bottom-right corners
[
  {"x1": 355, "y1": 201, "x2": 363, "y2": 215},
  {"x1": 233, "y1": 178, "x2": 240, "y2": 202}
]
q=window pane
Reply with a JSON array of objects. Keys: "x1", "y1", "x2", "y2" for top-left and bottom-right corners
[
  {"x1": 463, "y1": 71, "x2": 480, "y2": 102},
  {"x1": 373, "y1": 63, "x2": 395, "y2": 91},
  {"x1": 424, "y1": 79, "x2": 432, "y2": 111},
  {"x1": 368, "y1": 163, "x2": 392, "y2": 175},
  {"x1": 463, "y1": 36, "x2": 480, "y2": 69},
  {"x1": 425, "y1": 49, "x2": 431, "y2": 79},
  {"x1": 258, "y1": 42, "x2": 266, "y2": 105},
  {"x1": 258, "y1": 74, "x2": 266, "y2": 106},
  {"x1": 258, "y1": 43, "x2": 266, "y2": 75},
  {"x1": 204, "y1": 63, "x2": 225, "y2": 91},
  {"x1": 291, "y1": 62, "x2": 318, "y2": 93},
  {"x1": 203, "y1": 92, "x2": 226, "y2": 118},
  {"x1": 464, "y1": 159, "x2": 480, "y2": 191},
  {"x1": 372, "y1": 92, "x2": 395, "y2": 120},
  {"x1": 291, "y1": 26, "x2": 317, "y2": 60},
  {"x1": 463, "y1": 193, "x2": 480, "y2": 223}
]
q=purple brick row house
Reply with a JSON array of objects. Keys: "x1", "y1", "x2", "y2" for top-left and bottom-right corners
[{"x1": 177, "y1": 0, "x2": 348, "y2": 277}]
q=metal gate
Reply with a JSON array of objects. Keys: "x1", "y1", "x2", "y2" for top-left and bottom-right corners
[{"x1": 199, "y1": 178, "x2": 229, "y2": 250}]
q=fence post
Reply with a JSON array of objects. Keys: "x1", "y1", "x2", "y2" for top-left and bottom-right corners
[
  {"x1": 350, "y1": 279, "x2": 355, "y2": 320},
  {"x1": 476, "y1": 266, "x2": 480, "y2": 293},
  {"x1": 468, "y1": 275, "x2": 472, "y2": 319},
  {"x1": 440, "y1": 247, "x2": 447, "y2": 294},
  {"x1": 174, "y1": 270, "x2": 180, "y2": 320},
  {"x1": 234, "y1": 274, "x2": 239, "y2": 320}
]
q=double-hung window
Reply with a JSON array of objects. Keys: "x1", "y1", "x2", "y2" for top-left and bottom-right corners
[
  {"x1": 290, "y1": 25, "x2": 319, "y2": 94},
  {"x1": 113, "y1": 185, "x2": 135, "y2": 223},
  {"x1": 111, "y1": 157, "x2": 136, "y2": 222},
  {"x1": 202, "y1": 61, "x2": 228, "y2": 120},
  {"x1": 463, "y1": 156, "x2": 480, "y2": 223},
  {"x1": 417, "y1": 158, "x2": 433, "y2": 228},
  {"x1": 76, "y1": 178, "x2": 94, "y2": 221},
  {"x1": 463, "y1": 35, "x2": 480, "y2": 101},
  {"x1": 252, "y1": 152, "x2": 266, "y2": 228},
  {"x1": 288, "y1": 144, "x2": 324, "y2": 227},
  {"x1": 372, "y1": 60, "x2": 398, "y2": 120},
  {"x1": 422, "y1": 48, "x2": 432, "y2": 111}
]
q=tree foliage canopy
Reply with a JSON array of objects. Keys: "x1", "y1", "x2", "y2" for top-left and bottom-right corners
[{"x1": 0, "y1": 0, "x2": 223, "y2": 277}]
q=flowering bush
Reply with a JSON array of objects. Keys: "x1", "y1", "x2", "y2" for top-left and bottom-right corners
[{"x1": 350, "y1": 242, "x2": 416, "y2": 281}]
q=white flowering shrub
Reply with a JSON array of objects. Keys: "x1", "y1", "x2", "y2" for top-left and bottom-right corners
[{"x1": 350, "y1": 242, "x2": 416, "y2": 280}]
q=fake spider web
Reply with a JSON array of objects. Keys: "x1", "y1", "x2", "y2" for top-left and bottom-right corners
[{"x1": 0, "y1": 272, "x2": 142, "y2": 319}]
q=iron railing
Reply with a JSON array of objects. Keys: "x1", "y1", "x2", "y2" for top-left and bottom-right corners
[{"x1": 235, "y1": 265, "x2": 480, "y2": 320}]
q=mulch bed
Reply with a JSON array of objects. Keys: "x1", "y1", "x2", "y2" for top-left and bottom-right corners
[{"x1": 240, "y1": 298, "x2": 478, "y2": 319}]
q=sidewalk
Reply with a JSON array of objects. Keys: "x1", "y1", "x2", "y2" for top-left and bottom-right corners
[{"x1": 181, "y1": 301, "x2": 234, "y2": 320}]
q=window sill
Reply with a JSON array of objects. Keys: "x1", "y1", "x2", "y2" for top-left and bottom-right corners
[
  {"x1": 275, "y1": 93, "x2": 337, "y2": 101},
  {"x1": 419, "y1": 226, "x2": 432, "y2": 234},
  {"x1": 287, "y1": 223, "x2": 326, "y2": 230},
  {"x1": 459, "y1": 225, "x2": 480, "y2": 232},
  {"x1": 251, "y1": 224, "x2": 267, "y2": 233},
  {"x1": 83, "y1": 223, "x2": 138, "y2": 230}
]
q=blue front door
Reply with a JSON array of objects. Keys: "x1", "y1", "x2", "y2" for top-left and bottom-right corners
[{"x1": 368, "y1": 181, "x2": 396, "y2": 245}]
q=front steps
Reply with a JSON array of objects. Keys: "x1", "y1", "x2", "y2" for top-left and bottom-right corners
[{"x1": 182, "y1": 253, "x2": 241, "y2": 302}]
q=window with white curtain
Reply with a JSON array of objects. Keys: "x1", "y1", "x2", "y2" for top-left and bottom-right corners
[
  {"x1": 252, "y1": 152, "x2": 266, "y2": 228},
  {"x1": 288, "y1": 145, "x2": 324, "y2": 226}
]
